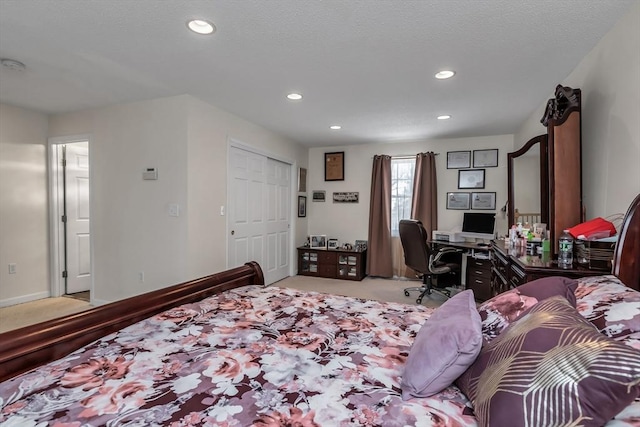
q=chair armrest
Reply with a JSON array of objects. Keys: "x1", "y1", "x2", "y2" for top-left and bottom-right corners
[{"x1": 432, "y1": 247, "x2": 461, "y2": 263}]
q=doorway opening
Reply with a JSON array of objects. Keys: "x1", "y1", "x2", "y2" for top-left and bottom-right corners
[{"x1": 49, "y1": 136, "x2": 92, "y2": 301}]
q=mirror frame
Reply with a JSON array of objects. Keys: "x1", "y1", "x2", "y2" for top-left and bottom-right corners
[{"x1": 507, "y1": 134, "x2": 549, "y2": 230}]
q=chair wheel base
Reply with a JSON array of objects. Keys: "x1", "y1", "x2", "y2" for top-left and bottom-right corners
[
  {"x1": 404, "y1": 290, "x2": 410, "y2": 297},
  {"x1": 416, "y1": 298, "x2": 423, "y2": 304}
]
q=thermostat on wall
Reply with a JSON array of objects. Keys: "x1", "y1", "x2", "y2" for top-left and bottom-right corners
[{"x1": 143, "y1": 167, "x2": 158, "y2": 180}]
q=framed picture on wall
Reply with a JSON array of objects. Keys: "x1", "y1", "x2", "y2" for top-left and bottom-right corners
[
  {"x1": 298, "y1": 167, "x2": 307, "y2": 192},
  {"x1": 325, "y1": 152, "x2": 345, "y2": 181},
  {"x1": 471, "y1": 192, "x2": 496, "y2": 210},
  {"x1": 473, "y1": 149, "x2": 498, "y2": 168},
  {"x1": 458, "y1": 169, "x2": 485, "y2": 189},
  {"x1": 447, "y1": 151, "x2": 471, "y2": 169},
  {"x1": 312, "y1": 191, "x2": 326, "y2": 202},
  {"x1": 298, "y1": 196, "x2": 307, "y2": 217},
  {"x1": 446, "y1": 192, "x2": 471, "y2": 210}
]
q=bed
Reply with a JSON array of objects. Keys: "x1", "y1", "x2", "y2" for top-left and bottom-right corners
[{"x1": 1, "y1": 194, "x2": 639, "y2": 426}]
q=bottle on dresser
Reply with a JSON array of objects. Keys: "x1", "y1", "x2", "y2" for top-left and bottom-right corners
[{"x1": 558, "y1": 229, "x2": 574, "y2": 268}]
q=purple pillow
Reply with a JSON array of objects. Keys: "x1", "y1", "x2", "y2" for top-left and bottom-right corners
[
  {"x1": 401, "y1": 290, "x2": 482, "y2": 399},
  {"x1": 457, "y1": 296, "x2": 640, "y2": 427},
  {"x1": 478, "y1": 276, "x2": 578, "y2": 341}
]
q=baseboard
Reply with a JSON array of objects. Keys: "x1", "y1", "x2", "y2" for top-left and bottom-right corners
[
  {"x1": 0, "y1": 291, "x2": 51, "y2": 308},
  {"x1": 90, "y1": 297, "x2": 110, "y2": 307}
]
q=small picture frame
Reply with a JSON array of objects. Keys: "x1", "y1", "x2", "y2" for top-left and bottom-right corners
[
  {"x1": 473, "y1": 149, "x2": 498, "y2": 168},
  {"x1": 325, "y1": 151, "x2": 345, "y2": 181},
  {"x1": 333, "y1": 191, "x2": 359, "y2": 203},
  {"x1": 310, "y1": 234, "x2": 327, "y2": 249},
  {"x1": 298, "y1": 167, "x2": 307, "y2": 192},
  {"x1": 328, "y1": 238, "x2": 339, "y2": 249},
  {"x1": 447, "y1": 151, "x2": 471, "y2": 169},
  {"x1": 458, "y1": 169, "x2": 485, "y2": 189},
  {"x1": 298, "y1": 196, "x2": 307, "y2": 217},
  {"x1": 312, "y1": 191, "x2": 326, "y2": 202},
  {"x1": 446, "y1": 192, "x2": 471, "y2": 210},
  {"x1": 355, "y1": 240, "x2": 368, "y2": 251},
  {"x1": 471, "y1": 192, "x2": 496, "y2": 210}
]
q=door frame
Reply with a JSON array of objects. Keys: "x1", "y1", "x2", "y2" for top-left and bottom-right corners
[
  {"x1": 48, "y1": 134, "x2": 94, "y2": 298},
  {"x1": 226, "y1": 138, "x2": 297, "y2": 280}
]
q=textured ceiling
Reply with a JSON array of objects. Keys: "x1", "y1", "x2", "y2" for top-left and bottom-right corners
[{"x1": 0, "y1": 0, "x2": 635, "y2": 146}]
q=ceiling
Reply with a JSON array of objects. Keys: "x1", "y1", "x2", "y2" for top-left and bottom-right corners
[{"x1": 0, "y1": 1, "x2": 635, "y2": 147}]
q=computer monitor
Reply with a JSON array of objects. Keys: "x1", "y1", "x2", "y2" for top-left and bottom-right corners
[{"x1": 460, "y1": 212, "x2": 496, "y2": 240}]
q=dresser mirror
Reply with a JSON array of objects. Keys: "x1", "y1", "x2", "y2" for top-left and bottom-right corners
[{"x1": 507, "y1": 134, "x2": 549, "y2": 231}]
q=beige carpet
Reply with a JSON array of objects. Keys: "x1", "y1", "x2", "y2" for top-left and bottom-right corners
[
  {"x1": 275, "y1": 275, "x2": 449, "y2": 308},
  {"x1": 0, "y1": 275, "x2": 448, "y2": 334},
  {"x1": 0, "y1": 296, "x2": 91, "y2": 333}
]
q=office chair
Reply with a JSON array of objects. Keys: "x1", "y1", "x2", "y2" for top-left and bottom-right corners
[{"x1": 399, "y1": 219, "x2": 461, "y2": 304}]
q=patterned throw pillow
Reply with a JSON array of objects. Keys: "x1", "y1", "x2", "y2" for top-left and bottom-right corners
[
  {"x1": 401, "y1": 290, "x2": 482, "y2": 399},
  {"x1": 457, "y1": 296, "x2": 640, "y2": 427},
  {"x1": 478, "y1": 276, "x2": 578, "y2": 342},
  {"x1": 575, "y1": 274, "x2": 640, "y2": 349}
]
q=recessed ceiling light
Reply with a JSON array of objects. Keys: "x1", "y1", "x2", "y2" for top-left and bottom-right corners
[
  {"x1": 187, "y1": 19, "x2": 216, "y2": 35},
  {"x1": 435, "y1": 70, "x2": 455, "y2": 79},
  {"x1": 437, "y1": 115, "x2": 451, "y2": 120},
  {"x1": 287, "y1": 93, "x2": 303, "y2": 101},
  {"x1": 330, "y1": 125, "x2": 341, "y2": 130}
]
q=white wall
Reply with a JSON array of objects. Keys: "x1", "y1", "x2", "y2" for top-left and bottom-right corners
[
  {"x1": 46, "y1": 95, "x2": 308, "y2": 304},
  {"x1": 307, "y1": 135, "x2": 514, "y2": 243},
  {"x1": 0, "y1": 104, "x2": 49, "y2": 306},
  {"x1": 186, "y1": 97, "x2": 308, "y2": 279},
  {"x1": 49, "y1": 96, "x2": 190, "y2": 304},
  {"x1": 515, "y1": 2, "x2": 640, "y2": 218}
]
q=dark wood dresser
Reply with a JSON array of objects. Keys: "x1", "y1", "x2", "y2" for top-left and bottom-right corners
[
  {"x1": 297, "y1": 247, "x2": 367, "y2": 281},
  {"x1": 490, "y1": 240, "x2": 605, "y2": 298}
]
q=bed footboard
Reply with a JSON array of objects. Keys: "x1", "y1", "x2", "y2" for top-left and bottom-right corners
[{"x1": 0, "y1": 262, "x2": 264, "y2": 382}]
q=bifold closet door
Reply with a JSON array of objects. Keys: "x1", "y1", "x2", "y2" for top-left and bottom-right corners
[{"x1": 227, "y1": 146, "x2": 290, "y2": 285}]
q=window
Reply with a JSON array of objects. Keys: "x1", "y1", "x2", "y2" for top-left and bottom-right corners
[{"x1": 391, "y1": 158, "x2": 416, "y2": 235}]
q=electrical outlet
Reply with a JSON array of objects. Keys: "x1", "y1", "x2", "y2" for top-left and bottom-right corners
[
  {"x1": 8, "y1": 263, "x2": 16, "y2": 274},
  {"x1": 138, "y1": 271, "x2": 144, "y2": 283}
]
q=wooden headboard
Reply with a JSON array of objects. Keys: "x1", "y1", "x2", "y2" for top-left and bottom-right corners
[
  {"x1": 612, "y1": 193, "x2": 640, "y2": 290},
  {"x1": 0, "y1": 262, "x2": 264, "y2": 382}
]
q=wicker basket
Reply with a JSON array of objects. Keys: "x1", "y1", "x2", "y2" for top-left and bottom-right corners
[{"x1": 575, "y1": 239, "x2": 616, "y2": 271}]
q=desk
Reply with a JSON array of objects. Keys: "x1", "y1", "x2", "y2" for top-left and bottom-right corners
[{"x1": 429, "y1": 241, "x2": 492, "y2": 300}]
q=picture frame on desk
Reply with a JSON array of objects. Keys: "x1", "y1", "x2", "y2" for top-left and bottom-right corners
[{"x1": 327, "y1": 239, "x2": 339, "y2": 249}]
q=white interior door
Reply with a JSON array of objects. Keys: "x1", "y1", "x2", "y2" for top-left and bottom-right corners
[
  {"x1": 64, "y1": 142, "x2": 91, "y2": 293},
  {"x1": 265, "y1": 158, "x2": 290, "y2": 284},
  {"x1": 228, "y1": 147, "x2": 266, "y2": 271},
  {"x1": 228, "y1": 146, "x2": 291, "y2": 285}
]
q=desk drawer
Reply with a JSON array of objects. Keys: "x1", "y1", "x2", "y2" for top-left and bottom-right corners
[
  {"x1": 468, "y1": 258, "x2": 491, "y2": 273},
  {"x1": 466, "y1": 257, "x2": 492, "y2": 301}
]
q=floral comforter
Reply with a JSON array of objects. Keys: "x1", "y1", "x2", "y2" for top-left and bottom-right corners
[{"x1": 0, "y1": 286, "x2": 476, "y2": 426}]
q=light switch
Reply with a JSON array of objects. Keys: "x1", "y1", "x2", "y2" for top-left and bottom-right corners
[
  {"x1": 220, "y1": 205, "x2": 225, "y2": 216},
  {"x1": 169, "y1": 203, "x2": 180, "y2": 217}
]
